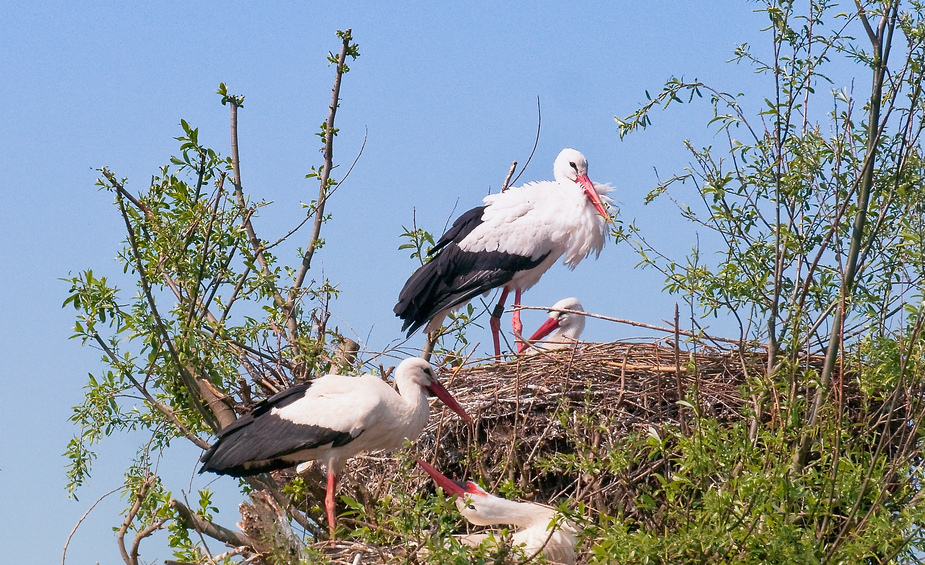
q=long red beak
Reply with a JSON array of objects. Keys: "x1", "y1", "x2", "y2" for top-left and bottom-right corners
[
  {"x1": 577, "y1": 173, "x2": 611, "y2": 223},
  {"x1": 517, "y1": 316, "x2": 561, "y2": 353},
  {"x1": 416, "y1": 459, "x2": 484, "y2": 497},
  {"x1": 426, "y1": 380, "x2": 473, "y2": 424}
]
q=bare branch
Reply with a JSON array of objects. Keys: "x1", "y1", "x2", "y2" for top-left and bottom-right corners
[
  {"x1": 292, "y1": 29, "x2": 354, "y2": 289},
  {"x1": 513, "y1": 305, "x2": 757, "y2": 346},
  {"x1": 117, "y1": 478, "x2": 153, "y2": 565},
  {"x1": 100, "y1": 169, "x2": 154, "y2": 220},
  {"x1": 63, "y1": 485, "x2": 124, "y2": 565},
  {"x1": 510, "y1": 96, "x2": 541, "y2": 187},
  {"x1": 500, "y1": 161, "x2": 518, "y2": 192},
  {"x1": 854, "y1": 0, "x2": 878, "y2": 47},
  {"x1": 130, "y1": 518, "x2": 168, "y2": 565},
  {"x1": 169, "y1": 499, "x2": 257, "y2": 548},
  {"x1": 227, "y1": 96, "x2": 290, "y2": 316}
]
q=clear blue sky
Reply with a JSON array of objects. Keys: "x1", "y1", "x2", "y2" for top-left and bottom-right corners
[{"x1": 0, "y1": 1, "x2": 797, "y2": 562}]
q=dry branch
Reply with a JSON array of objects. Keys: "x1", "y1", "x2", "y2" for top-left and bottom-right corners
[{"x1": 169, "y1": 499, "x2": 257, "y2": 550}]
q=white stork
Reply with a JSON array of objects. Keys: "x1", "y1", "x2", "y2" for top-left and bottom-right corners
[
  {"x1": 418, "y1": 459, "x2": 580, "y2": 564},
  {"x1": 394, "y1": 148, "x2": 612, "y2": 360},
  {"x1": 517, "y1": 297, "x2": 586, "y2": 354},
  {"x1": 199, "y1": 358, "x2": 472, "y2": 536}
]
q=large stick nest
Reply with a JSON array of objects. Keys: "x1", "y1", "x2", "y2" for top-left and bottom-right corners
[
  {"x1": 342, "y1": 341, "x2": 778, "y2": 511},
  {"x1": 292, "y1": 339, "x2": 882, "y2": 562}
]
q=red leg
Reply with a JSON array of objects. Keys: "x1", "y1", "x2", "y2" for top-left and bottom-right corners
[
  {"x1": 491, "y1": 288, "x2": 510, "y2": 361},
  {"x1": 325, "y1": 470, "x2": 337, "y2": 537},
  {"x1": 511, "y1": 289, "x2": 524, "y2": 335}
]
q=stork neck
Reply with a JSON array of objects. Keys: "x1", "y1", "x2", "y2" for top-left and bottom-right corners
[
  {"x1": 483, "y1": 497, "x2": 557, "y2": 529},
  {"x1": 559, "y1": 325, "x2": 582, "y2": 341},
  {"x1": 393, "y1": 375, "x2": 431, "y2": 429}
]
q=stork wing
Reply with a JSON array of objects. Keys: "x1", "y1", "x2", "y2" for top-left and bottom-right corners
[
  {"x1": 200, "y1": 376, "x2": 387, "y2": 476},
  {"x1": 396, "y1": 246, "x2": 548, "y2": 335}
]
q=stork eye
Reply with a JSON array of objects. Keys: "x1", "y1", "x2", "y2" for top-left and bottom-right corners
[
  {"x1": 569, "y1": 161, "x2": 578, "y2": 170},
  {"x1": 467, "y1": 504, "x2": 476, "y2": 510}
]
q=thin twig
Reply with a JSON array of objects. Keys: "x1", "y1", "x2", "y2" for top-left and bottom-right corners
[
  {"x1": 510, "y1": 96, "x2": 542, "y2": 187},
  {"x1": 501, "y1": 161, "x2": 518, "y2": 192},
  {"x1": 293, "y1": 29, "x2": 353, "y2": 288},
  {"x1": 100, "y1": 169, "x2": 154, "y2": 219},
  {"x1": 513, "y1": 305, "x2": 753, "y2": 346},
  {"x1": 62, "y1": 485, "x2": 124, "y2": 565}
]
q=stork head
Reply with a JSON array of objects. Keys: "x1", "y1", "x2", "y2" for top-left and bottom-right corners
[
  {"x1": 517, "y1": 297, "x2": 586, "y2": 353},
  {"x1": 396, "y1": 358, "x2": 473, "y2": 424},
  {"x1": 553, "y1": 148, "x2": 611, "y2": 223},
  {"x1": 417, "y1": 459, "x2": 532, "y2": 526},
  {"x1": 417, "y1": 459, "x2": 496, "y2": 523}
]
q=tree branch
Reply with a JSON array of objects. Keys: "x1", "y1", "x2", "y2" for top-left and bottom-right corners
[
  {"x1": 62, "y1": 485, "x2": 124, "y2": 565},
  {"x1": 291, "y1": 29, "x2": 354, "y2": 292},
  {"x1": 117, "y1": 478, "x2": 153, "y2": 565},
  {"x1": 101, "y1": 169, "x2": 154, "y2": 220},
  {"x1": 92, "y1": 333, "x2": 210, "y2": 449},
  {"x1": 793, "y1": 0, "x2": 897, "y2": 474},
  {"x1": 169, "y1": 499, "x2": 257, "y2": 549},
  {"x1": 226, "y1": 95, "x2": 291, "y2": 319},
  {"x1": 500, "y1": 161, "x2": 518, "y2": 192},
  {"x1": 116, "y1": 194, "x2": 219, "y2": 432}
]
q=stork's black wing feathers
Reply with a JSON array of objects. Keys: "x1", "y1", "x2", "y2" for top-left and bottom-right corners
[
  {"x1": 428, "y1": 205, "x2": 486, "y2": 257},
  {"x1": 395, "y1": 206, "x2": 550, "y2": 334},
  {"x1": 211, "y1": 383, "x2": 312, "y2": 441},
  {"x1": 199, "y1": 382, "x2": 361, "y2": 477}
]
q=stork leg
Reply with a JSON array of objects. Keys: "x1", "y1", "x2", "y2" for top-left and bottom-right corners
[
  {"x1": 490, "y1": 288, "x2": 511, "y2": 361},
  {"x1": 325, "y1": 469, "x2": 337, "y2": 537},
  {"x1": 511, "y1": 289, "x2": 524, "y2": 336}
]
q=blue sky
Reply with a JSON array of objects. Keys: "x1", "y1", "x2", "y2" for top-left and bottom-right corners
[{"x1": 0, "y1": 1, "x2": 794, "y2": 562}]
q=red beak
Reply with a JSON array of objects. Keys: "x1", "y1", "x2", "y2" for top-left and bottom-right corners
[
  {"x1": 425, "y1": 380, "x2": 473, "y2": 424},
  {"x1": 417, "y1": 459, "x2": 484, "y2": 497},
  {"x1": 517, "y1": 316, "x2": 561, "y2": 353},
  {"x1": 577, "y1": 173, "x2": 611, "y2": 223}
]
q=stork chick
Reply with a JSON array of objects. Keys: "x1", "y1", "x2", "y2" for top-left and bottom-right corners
[
  {"x1": 418, "y1": 459, "x2": 580, "y2": 564},
  {"x1": 518, "y1": 297, "x2": 586, "y2": 354}
]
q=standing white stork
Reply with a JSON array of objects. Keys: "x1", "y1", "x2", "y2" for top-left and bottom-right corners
[
  {"x1": 199, "y1": 358, "x2": 472, "y2": 536},
  {"x1": 517, "y1": 297, "x2": 586, "y2": 354},
  {"x1": 417, "y1": 459, "x2": 580, "y2": 564},
  {"x1": 394, "y1": 148, "x2": 612, "y2": 360}
]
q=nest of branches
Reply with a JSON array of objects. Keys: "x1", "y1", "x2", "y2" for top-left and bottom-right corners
[
  {"x1": 336, "y1": 339, "x2": 878, "y2": 522},
  {"x1": 275, "y1": 338, "x2": 910, "y2": 563}
]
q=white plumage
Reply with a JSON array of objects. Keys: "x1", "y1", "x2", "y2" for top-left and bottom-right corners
[
  {"x1": 418, "y1": 459, "x2": 580, "y2": 564},
  {"x1": 395, "y1": 148, "x2": 612, "y2": 359},
  {"x1": 200, "y1": 358, "x2": 471, "y2": 536}
]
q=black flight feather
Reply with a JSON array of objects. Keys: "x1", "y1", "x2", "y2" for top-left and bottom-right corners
[
  {"x1": 394, "y1": 205, "x2": 549, "y2": 336},
  {"x1": 199, "y1": 381, "x2": 361, "y2": 477}
]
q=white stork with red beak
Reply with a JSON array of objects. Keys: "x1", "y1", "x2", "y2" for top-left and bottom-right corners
[
  {"x1": 199, "y1": 358, "x2": 472, "y2": 536},
  {"x1": 395, "y1": 148, "x2": 612, "y2": 359},
  {"x1": 418, "y1": 459, "x2": 580, "y2": 564},
  {"x1": 518, "y1": 297, "x2": 586, "y2": 354}
]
